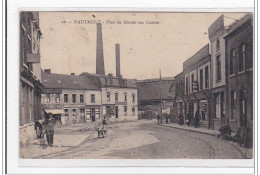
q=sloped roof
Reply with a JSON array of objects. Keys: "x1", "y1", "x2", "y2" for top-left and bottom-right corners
[
  {"x1": 80, "y1": 72, "x2": 137, "y2": 88},
  {"x1": 137, "y1": 80, "x2": 175, "y2": 101},
  {"x1": 42, "y1": 72, "x2": 100, "y2": 90}
]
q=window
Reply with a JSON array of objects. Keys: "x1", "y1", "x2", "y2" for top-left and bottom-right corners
[
  {"x1": 191, "y1": 74, "x2": 194, "y2": 92},
  {"x1": 249, "y1": 39, "x2": 253, "y2": 69},
  {"x1": 200, "y1": 69, "x2": 203, "y2": 90},
  {"x1": 46, "y1": 94, "x2": 50, "y2": 103},
  {"x1": 216, "y1": 39, "x2": 220, "y2": 50},
  {"x1": 205, "y1": 66, "x2": 209, "y2": 89},
  {"x1": 124, "y1": 93, "x2": 127, "y2": 102},
  {"x1": 72, "y1": 94, "x2": 76, "y2": 103},
  {"x1": 230, "y1": 49, "x2": 236, "y2": 75},
  {"x1": 72, "y1": 109, "x2": 76, "y2": 116},
  {"x1": 64, "y1": 94, "x2": 68, "y2": 103},
  {"x1": 185, "y1": 76, "x2": 189, "y2": 94},
  {"x1": 132, "y1": 94, "x2": 135, "y2": 102},
  {"x1": 107, "y1": 92, "x2": 110, "y2": 101},
  {"x1": 239, "y1": 44, "x2": 246, "y2": 72},
  {"x1": 64, "y1": 109, "x2": 68, "y2": 116},
  {"x1": 115, "y1": 93, "x2": 118, "y2": 102},
  {"x1": 231, "y1": 91, "x2": 237, "y2": 120},
  {"x1": 132, "y1": 106, "x2": 135, "y2": 115},
  {"x1": 80, "y1": 94, "x2": 84, "y2": 103},
  {"x1": 124, "y1": 106, "x2": 127, "y2": 115},
  {"x1": 91, "y1": 94, "x2": 95, "y2": 103},
  {"x1": 56, "y1": 94, "x2": 60, "y2": 103},
  {"x1": 216, "y1": 55, "x2": 221, "y2": 81}
]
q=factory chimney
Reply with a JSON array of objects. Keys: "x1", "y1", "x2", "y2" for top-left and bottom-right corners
[
  {"x1": 115, "y1": 44, "x2": 121, "y2": 77},
  {"x1": 96, "y1": 23, "x2": 105, "y2": 75}
]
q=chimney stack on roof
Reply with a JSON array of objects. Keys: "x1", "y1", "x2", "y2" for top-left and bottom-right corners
[
  {"x1": 96, "y1": 23, "x2": 105, "y2": 75},
  {"x1": 44, "y1": 69, "x2": 51, "y2": 74},
  {"x1": 115, "y1": 44, "x2": 121, "y2": 78}
]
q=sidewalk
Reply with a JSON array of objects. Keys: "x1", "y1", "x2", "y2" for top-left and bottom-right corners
[
  {"x1": 20, "y1": 122, "x2": 95, "y2": 159},
  {"x1": 161, "y1": 122, "x2": 219, "y2": 137}
]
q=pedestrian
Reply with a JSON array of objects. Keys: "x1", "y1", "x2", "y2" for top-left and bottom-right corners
[
  {"x1": 156, "y1": 111, "x2": 160, "y2": 125},
  {"x1": 186, "y1": 112, "x2": 191, "y2": 126},
  {"x1": 201, "y1": 111, "x2": 206, "y2": 121},
  {"x1": 194, "y1": 111, "x2": 200, "y2": 128},
  {"x1": 46, "y1": 113, "x2": 56, "y2": 146},
  {"x1": 178, "y1": 113, "x2": 184, "y2": 126},
  {"x1": 221, "y1": 111, "x2": 226, "y2": 125},
  {"x1": 35, "y1": 118, "x2": 43, "y2": 139}
]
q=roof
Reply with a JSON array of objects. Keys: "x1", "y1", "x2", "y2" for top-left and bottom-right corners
[
  {"x1": 183, "y1": 44, "x2": 210, "y2": 70},
  {"x1": 42, "y1": 72, "x2": 101, "y2": 90},
  {"x1": 80, "y1": 72, "x2": 137, "y2": 88},
  {"x1": 137, "y1": 79, "x2": 175, "y2": 101},
  {"x1": 224, "y1": 13, "x2": 253, "y2": 38},
  {"x1": 137, "y1": 77, "x2": 175, "y2": 83}
]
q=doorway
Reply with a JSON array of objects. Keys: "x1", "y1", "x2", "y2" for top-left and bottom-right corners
[{"x1": 115, "y1": 106, "x2": 119, "y2": 118}]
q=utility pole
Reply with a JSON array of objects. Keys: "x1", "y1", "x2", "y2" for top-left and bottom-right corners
[{"x1": 160, "y1": 69, "x2": 163, "y2": 124}]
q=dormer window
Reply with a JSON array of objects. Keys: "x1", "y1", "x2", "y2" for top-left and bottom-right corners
[
  {"x1": 58, "y1": 80, "x2": 61, "y2": 84},
  {"x1": 216, "y1": 39, "x2": 220, "y2": 51}
]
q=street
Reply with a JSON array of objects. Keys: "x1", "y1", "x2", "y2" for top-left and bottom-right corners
[{"x1": 39, "y1": 120, "x2": 252, "y2": 159}]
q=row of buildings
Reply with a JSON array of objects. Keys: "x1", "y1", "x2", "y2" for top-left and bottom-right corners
[
  {"x1": 20, "y1": 13, "x2": 138, "y2": 146},
  {"x1": 172, "y1": 13, "x2": 253, "y2": 132}
]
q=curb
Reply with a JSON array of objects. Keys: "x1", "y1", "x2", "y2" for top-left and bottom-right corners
[
  {"x1": 161, "y1": 124, "x2": 219, "y2": 137},
  {"x1": 31, "y1": 133, "x2": 93, "y2": 159}
]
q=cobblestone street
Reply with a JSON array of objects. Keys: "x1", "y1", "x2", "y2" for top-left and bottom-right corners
[{"x1": 38, "y1": 120, "x2": 252, "y2": 159}]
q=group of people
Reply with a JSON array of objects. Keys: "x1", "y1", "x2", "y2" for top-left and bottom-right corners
[
  {"x1": 35, "y1": 112, "x2": 56, "y2": 147},
  {"x1": 178, "y1": 110, "x2": 206, "y2": 128}
]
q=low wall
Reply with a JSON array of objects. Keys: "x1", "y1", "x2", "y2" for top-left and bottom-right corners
[{"x1": 19, "y1": 122, "x2": 36, "y2": 147}]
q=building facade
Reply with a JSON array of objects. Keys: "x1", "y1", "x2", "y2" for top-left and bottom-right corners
[
  {"x1": 208, "y1": 15, "x2": 228, "y2": 129},
  {"x1": 172, "y1": 72, "x2": 185, "y2": 123},
  {"x1": 224, "y1": 14, "x2": 253, "y2": 132},
  {"x1": 81, "y1": 73, "x2": 138, "y2": 121},
  {"x1": 41, "y1": 70, "x2": 102, "y2": 123},
  {"x1": 137, "y1": 77, "x2": 175, "y2": 119},
  {"x1": 183, "y1": 44, "x2": 212, "y2": 128},
  {"x1": 20, "y1": 12, "x2": 44, "y2": 146}
]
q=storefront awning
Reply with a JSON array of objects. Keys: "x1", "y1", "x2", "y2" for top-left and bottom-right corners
[{"x1": 44, "y1": 109, "x2": 64, "y2": 115}]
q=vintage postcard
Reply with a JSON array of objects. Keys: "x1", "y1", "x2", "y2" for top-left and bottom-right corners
[{"x1": 18, "y1": 11, "x2": 254, "y2": 162}]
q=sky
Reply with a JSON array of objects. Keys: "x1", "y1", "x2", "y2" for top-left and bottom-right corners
[{"x1": 39, "y1": 12, "x2": 246, "y2": 80}]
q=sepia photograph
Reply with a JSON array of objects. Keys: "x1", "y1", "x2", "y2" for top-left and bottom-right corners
[{"x1": 18, "y1": 11, "x2": 254, "y2": 160}]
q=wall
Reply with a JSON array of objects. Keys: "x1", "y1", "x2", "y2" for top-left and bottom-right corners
[
  {"x1": 225, "y1": 19, "x2": 253, "y2": 131},
  {"x1": 101, "y1": 87, "x2": 138, "y2": 119},
  {"x1": 210, "y1": 31, "x2": 226, "y2": 88}
]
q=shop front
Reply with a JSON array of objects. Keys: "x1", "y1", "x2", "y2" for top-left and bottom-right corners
[{"x1": 183, "y1": 90, "x2": 211, "y2": 128}]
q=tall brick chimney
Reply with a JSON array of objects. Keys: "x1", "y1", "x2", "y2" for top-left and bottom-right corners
[
  {"x1": 115, "y1": 44, "x2": 121, "y2": 77},
  {"x1": 96, "y1": 23, "x2": 105, "y2": 75}
]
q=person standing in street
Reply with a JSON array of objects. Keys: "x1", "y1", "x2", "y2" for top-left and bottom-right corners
[
  {"x1": 46, "y1": 113, "x2": 56, "y2": 146},
  {"x1": 194, "y1": 111, "x2": 200, "y2": 128},
  {"x1": 156, "y1": 111, "x2": 160, "y2": 125}
]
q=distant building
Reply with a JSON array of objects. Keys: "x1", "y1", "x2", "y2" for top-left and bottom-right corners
[
  {"x1": 20, "y1": 12, "x2": 44, "y2": 146},
  {"x1": 183, "y1": 44, "x2": 211, "y2": 128},
  {"x1": 224, "y1": 13, "x2": 253, "y2": 131},
  {"x1": 81, "y1": 73, "x2": 138, "y2": 120},
  {"x1": 41, "y1": 70, "x2": 101, "y2": 123},
  {"x1": 137, "y1": 77, "x2": 175, "y2": 117}
]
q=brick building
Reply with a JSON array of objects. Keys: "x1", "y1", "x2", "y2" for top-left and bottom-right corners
[
  {"x1": 183, "y1": 44, "x2": 211, "y2": 128},
  {"x1": 20, "y1": 12, "x2": 44, "y2": 146},
  {"x1": 41, "y1": 70, "x2": 101, "y2": 123},
  {"x1": 224, "y1": 13, "x2": 253, "y2": 131}
]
